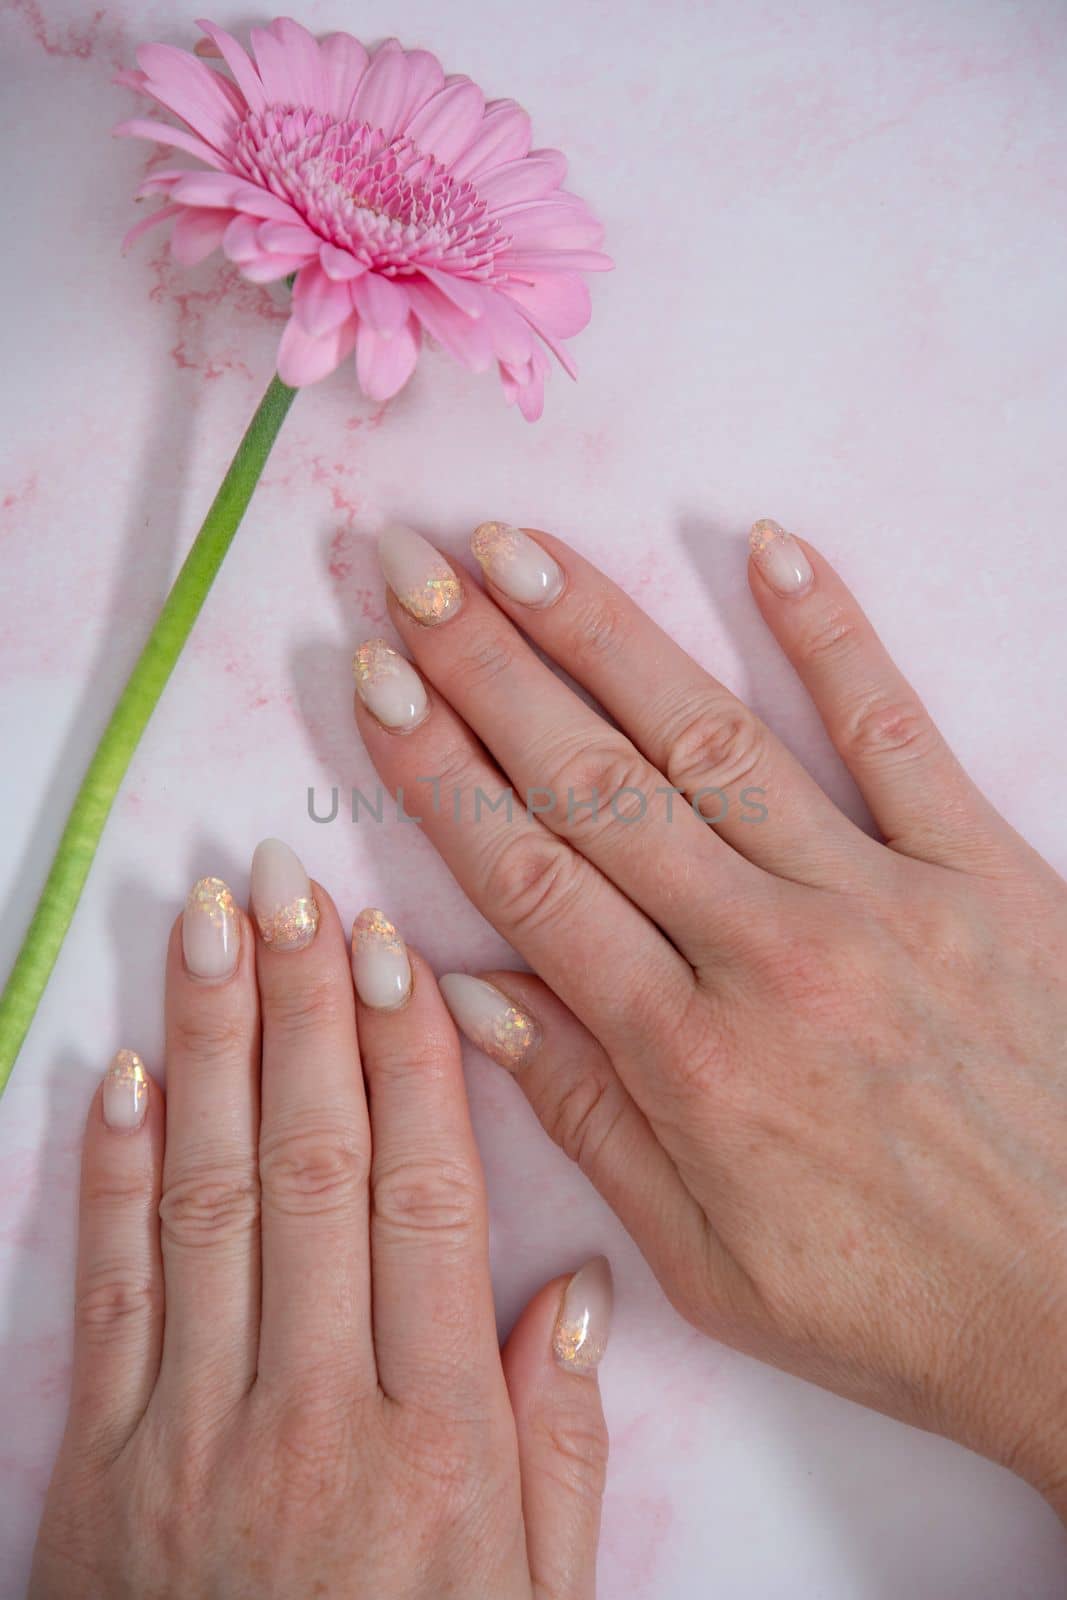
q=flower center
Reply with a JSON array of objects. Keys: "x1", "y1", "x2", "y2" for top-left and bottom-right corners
[{"x1": 233, "y1": 106, "x2": 510, "y2": 278}]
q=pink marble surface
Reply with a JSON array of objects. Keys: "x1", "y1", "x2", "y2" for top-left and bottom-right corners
[{"x1": 2, "y1": 0, "x2": 1067, "y2": 1594}]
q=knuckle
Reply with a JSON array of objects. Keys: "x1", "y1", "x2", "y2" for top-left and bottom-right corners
[
  {"x1": 533, "y1": 1405, "x2": 610, "y2": 1487},
  {"x1": 544, "y1": 1074, "x2": 622, "y2": 1173},
  {"x1": 566, "y1": 592, "x2": 631, "y2": 670},
  {"x1": 373, "y1": 1158, "x2": 482, "y2": 1240},
  {"x1": 841, "y1": 694, "x2": 939, "y2": 765},
  {"x1": 665, "y1": 700, "x2": 764, "y2": 800},
  {"x1": 75, "y1": 1275, "x2": 159, "y2": 1338},
  {"x1": 448, "y1": 627, "x2": 515, "y2": 695},
  {"x1": 260, "y1": 1125, "x2": 368, "y2": 1218},
  {"x1": 169, "y1": 1005, "x2": 251, "y2": 1066},
  {"x1": 798, "y1": 604, "x2": 860, "y2": 665},
  {"x1": 542, "y1": 737, "x2": 650, "y2": 831},
  {"x1": 481, "y1": 831, "x2": 583, "y2": 942},
  {"x1": 160, "y1": 1165, "x2": 259, "y2": 1249},
  {"x1": 264, "y1": 974, "x2": 348, "y2": 1040}
]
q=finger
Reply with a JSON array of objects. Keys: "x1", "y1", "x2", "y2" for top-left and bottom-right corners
[
  {"x1": 377, "y1": 524, "x2": 761, "y2": 960},
  {"x1": 352, "y1": 644, "x2": 696, "y2": 1072},
  {"x1": 69, "y1": 1052, "x2": 164, "y2": 1463},
  {"x1": 439, "y1": 969, "x2": 743, "y2": 1320},
  {"x1": 250, "y1": 842, "x2": 375, "y2": 1398},
  {"x1": 467, "y1": 520, "x2": 874, "y2": 887},
  {"x1": 159, "y1": 878, "x2": 260, "y2": 1411},
  {"x1": 351, "y1": 918, "x2": 503, "y2": 1412},
  {"x1": 503, "y1": 1260, "x2": 612, "y2": 1600},
  {"x1": 747, "y1": 520, "x2": 1022, "y2": 871}
]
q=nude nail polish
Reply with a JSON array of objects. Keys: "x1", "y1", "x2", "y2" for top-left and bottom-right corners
[
  {"x1": 103, "y1": 1049, "x2": 149, "y2": 1132},
  {"x1": 378, "y1": 523, "x2": 463, "y2": 624},
  {"x1": 438, "y1": 973, "x2": 542, "y2": 1068},
  {"x1": 351, "y1": 908, "x2": 412, "y2": 1010},
  {"x1": 250, "y1": 838, "x2": 319, "y2": 951},
  {"x1": 749, "y1": 519, "x2": 814, "y2": 597},
  {"x1": 182, "y1": 876, "x2": 239, "y2": 980},
  {"x1": 553, "y1": 1256, "x2": 614, "y2": 1374},
  {"x1": 353, "y1": 638, "x2": 429, "y2": 732},
  {"x1": 471, "y1": 522, "x2": 564, "y2": 607}
]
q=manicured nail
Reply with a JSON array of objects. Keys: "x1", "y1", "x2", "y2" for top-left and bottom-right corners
[
  {"x1": 553, "y1": 1256, "x2": 614, "y2": 1374},
  {"x1": 749, "y1": 519, "x2": 814, "y2": 597},
  {"x1": 378, "y1": 523, "x2": 463, "y2": 625},
  {"x1": 353, "y1": 638, "x2": 429, "y2": 732},
  {"x1": 182, "y1": 876, "x2": 239, "y2": 980},
  {"x1": 250, "y1": 838, "x2": 319, "y2": 951},
  {"x1": 438, "y1": 973, "x2": 541, "y2": 1068},
  {"x1": 351, "y1": 908, "x2": 412, "y2": 1010},
  {"x1": 471, "y1": 522, "x2": 564, "y2": 607},
  {"x1": 103, "y1": 1049, "x2": 149, "y2": 1132}
]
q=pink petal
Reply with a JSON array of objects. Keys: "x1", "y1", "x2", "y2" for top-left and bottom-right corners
[
  {"x1": 356, "y1": 316, "x2": 421, "y2": 401},
  {"x1": 136, "y1": 169, "x2": 196, "y2": 197},
  {"x1": 351, "y1": 39, "x2": 409, "y2": 140},
  {"x1": 248, "y1": 26, "x2": 299, "y2": 106},
  {"x1": 450, "y1": 100, "x2": 532, "y2": 182},
  {"x1": 170, "y1": 207, "x2": 231, "y2": 265},
  {"x1": 319, "y1": 32, "x2": 369, "y2": 120},
  {"x1": 396, "y1": 50, "x2": 445, "y2": 129},
  {"x1": 504, "y1": 271, "x2": 591, "y2": 338},
  {"x1": 319, "y1": 242, "x2": 368, "y2": 282},
  {"x1": 404, "y1": 78, "x2": 485, "y2": 167},
  {"x1": 222, "y1": 213, "x2": 262, "y2": 262},
  {"x1": 121, "y1": 202, "x2": 183, "y2": 253},
  {"x1": 242, "y1": 254, "x2": 312, "y2": 283},
  {"x1": 266, "y1": 18, "x2": 325, "y2": 111},
  {"x1": 256, "y1": 220, "x2": 320, "y2": 258},
  {"x1": 498, "y1": 249, "x2": 614, "y2": 274},
  {"x1": 481, "y1": 291, "x2": 537, "y2": 367},
  {"x1": 352, "y1": 273, "x2": 411, "y2": 336},
  {"x1": 417, "y1": 267, "x2": 486, "y2": 320},
  {"x1": 136, "y1": 42, "x2": 240, "y2": 152},
  {"x1": 277, "y1": 313, "x2": 358, "y2": 386},
  {"x1": 477, "y1": 150, "x2": 568, "y2": 208},
  {"x1": 494, "y1": 200, "x2": 605, "y2": 252},
  {"x1": 406, "y1": 280, "x2": 493, "y2": 373},
  {"x1": 170, "y1": 172, "x2": 300, "y2": 223},
  {"x1": 293, "y1": 264, "x2": 355, "y2": 336},
  {"x1": 113, "y1": 67, "x2": 150, "y2": 93},
  {"x1": 513, "y1": 304, "x2": 578, "y2": 380},
  {"x1": 113, "y1": 117, "x2": 230, "y2": 171},
  {"x1": 193, "y1": 19, "x2": 267, "y2": 114}
]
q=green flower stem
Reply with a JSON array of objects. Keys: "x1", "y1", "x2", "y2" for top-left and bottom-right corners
[{"x1": 0, "y1": 372, "x2": 298, "y2": 1098}]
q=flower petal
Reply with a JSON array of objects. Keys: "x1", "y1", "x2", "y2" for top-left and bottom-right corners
[
  {"x1": 417, "y1": 267, "x2": 486, "y2": 320},
  {"x1": 406, "y1": 280, "x2": 494, "y2": 373},
  {"x1": 248, "y1": 25, "x2": 299, "y2": 106},
  {"x1": 352, "y1": 272, "x2": 411, "y2": 336},
  {"x1": 293, "y1": 264, "x2": 356, "y2": 336},
  {"x1": 266, "y1": 17, "x2": 325, "y2": 111},
  {"x1": 404, "y1": 78, "x2": 485, "y2": 167},
  {"x1": 170, "y1": 207, "x2": 231, "y2": 265},
  {"x1": 192, "y1": 18, "x2": 267, "y2": 113},
  {"x1": 136, "y1": 42, "x2": 240, "y2": 152},
  {"x1": 319, "y1": 242, "x2": 368, "y2": 281},
  {"x1": 498, "y1": 249, "x2": 614, "y2": 273},
  {"x1": 356, "y1": 316, "x2": 421, "y2": 401},
  {"x1": 350, "y1": 39, "x2": 409, "y2": 140},
  {"x1": 241, "y1": 253, "x2": 313, "y2": 283},
  {"x1": 170, "y1": 172, "x2": 301, "y2": 223},
  {"x1": 121, "y1": 202, "x2": 183, "y2": 253},
  {"x1": 503, "y1": 271, "x2": 591, "y2": 338},
  {"x1": 113, "y1": 117, "x2": 230, "y2": 171},
  {"x1": 256, "y1": 220, "x2": 320, "y2": 258},
  {"x1": 319, "y1": 32, "x2": 369, "y2": 120},
  {"x1": 396, "y1": 49, "x2": 445, "y2": 129},
  {"x1": 277, "y1": 312, "x2": 358, "y2": 386},
  {"x1": 450, "y1": 100, "x2": 532, "y2": 182},
  {"x1": 480, "y1": 291, "x2": 537, "y2": 367},
  {"x1": 222, "y1": 213, "x2": 262, "y2": 262},
  {"x1": 494, "y1": 199, "x2": 606, "y2": 252},
  {"x1": 477, "y1": 150, "x2": 568, "y2": 208}
]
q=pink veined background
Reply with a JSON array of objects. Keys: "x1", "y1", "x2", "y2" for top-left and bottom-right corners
[{"x1": 2, "y1": 0, "x2": 1066, "y2": 1594}]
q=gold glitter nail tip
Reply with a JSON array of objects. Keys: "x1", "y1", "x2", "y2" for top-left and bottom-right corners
[
  {"x1": 250, "y1": 839, "x2": 320, "y2": 952},
  {"x1": 378, "y1": 524, "x2": 463, "y2": 625},
  {"x1": 183, "y1": 876, "x2": 240, "y2": 979},
  {"x1": 351, "y1": 908, "x2": 412, "y2": 1010},
  {"x1": 553, "y1": 1256, "x2": 614, "y2": 1375},
  {"x1": 103, "y1": 1049, "x2": 150, "y2": 1132},
  {"x1": 437, "y1": 974, "x2": 542, "y2": 1068}
]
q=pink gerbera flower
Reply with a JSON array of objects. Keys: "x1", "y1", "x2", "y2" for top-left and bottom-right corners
[{"x1": 116, "y1": 17, "x2": 612, "y2": 419}]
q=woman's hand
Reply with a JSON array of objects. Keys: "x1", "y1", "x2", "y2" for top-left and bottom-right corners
[
  {"x1": 353, "y1": 519, "x2": 1067, "y2": 1515},
  {"x1": 31, "y1": 846, "x2": 611, "y2": 1599}
]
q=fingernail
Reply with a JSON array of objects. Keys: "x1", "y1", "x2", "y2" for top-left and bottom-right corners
[
  {"x1": 351, "y1": 908, "x2": 412, "y2": 1010},
  {"x1": 471, "y1": 522, "x2": 564, "y2": 608},
  {"x1": 749, "y1": 519, "x2": 814, "y2": 597},
  {"x1": 182, "y1": 876, "x2": 239, "y2": 980},
  {"x1": 438, "y1": 973, "x2": 541, "y2": 1068},
  {"x1": 379, "y1": 523, "x2": 463, "y2": 625},
  {"x1": 553, "y1": 1256, "x2": 614, "y2": 1374},
  {"x1": 353, "y1": 638, "x2": 429, "y2": 732},
  {"x1": 250, "y1": 838, "x2": 319, "y2": 951},
  {"x1": 103, "y1": 1049, "x2": 149, "y2": 1132}
]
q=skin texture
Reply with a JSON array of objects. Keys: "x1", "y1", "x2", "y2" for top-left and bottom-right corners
[
  {"x1": 354, "y1": 524, "x2": 1067, "y2": 1521},
  {"x1": 30, "y1": 887, "x2": 609, "y2": 1599}
]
